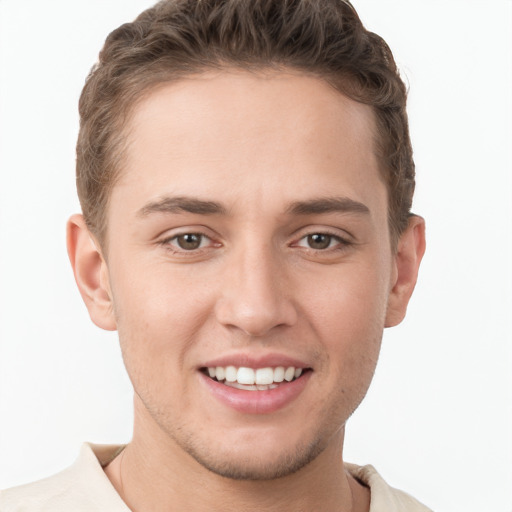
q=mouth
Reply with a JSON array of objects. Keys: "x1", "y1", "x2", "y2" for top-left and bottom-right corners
[{"x1": 201, "y1": 365, "x2": 311, "y2": 391}]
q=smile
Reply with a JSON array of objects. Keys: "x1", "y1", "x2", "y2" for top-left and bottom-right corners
[
  {"x1": 203, "y1": 366, "x2": 307, "y2": 391},
  {"x1": 199, "y1": 363, "x2": 312, "y2": 413}
]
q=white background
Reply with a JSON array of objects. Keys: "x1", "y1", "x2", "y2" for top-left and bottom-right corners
[{"x1": 0, "y1": 1, "x2": 511, "y2": 510}]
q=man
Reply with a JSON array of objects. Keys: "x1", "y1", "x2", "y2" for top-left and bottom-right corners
[{"x1": 1, "y1": 0, "x2": 430, "y2": 510}]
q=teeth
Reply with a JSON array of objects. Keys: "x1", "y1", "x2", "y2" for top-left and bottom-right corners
[
  {"x1": 215, "y1": 366, "x2": 225, "y2": 381},
  {"x1": 255, "y1": 367, "x2": 274, "y2": 385},
  {"x1": 225, "y1": 381, "x2": 279, "y2": 391},
  {"x1": 225, "y1": 366, "x2": 237, "y2": 382},
  {"x1": 226, "y1": 381, "x2": 257, "y2": 390},
  {"x1": 237, "y1": 367, "x2": 255, "y2": 385},
  {"x1": 274, "y1": 366, "x2": 285, "y2": 382},
  {"x1": 206, "y1": 365, "x2": 305, "y2": 387},
  {"x1": 284, "y1": 366, "x2": 295, "y2": 382}
]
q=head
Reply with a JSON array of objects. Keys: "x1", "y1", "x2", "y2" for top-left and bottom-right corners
[
  {"x1": 76, "y1": 0, "x2": 415, "y2": 250},
  {"x1": 68, "y1": 0, "x2": 425, "y2": 483}
]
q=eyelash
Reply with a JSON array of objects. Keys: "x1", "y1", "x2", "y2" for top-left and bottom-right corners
[
  {"x1": 158, "y1": 229, "x2": 351, "y2": 256},
  {"x1": 159, "y1": 232, "x2": 217, "y2": 254},
  {"x1": 293, "y1": 232, "x2": 351, "y2": 252}
]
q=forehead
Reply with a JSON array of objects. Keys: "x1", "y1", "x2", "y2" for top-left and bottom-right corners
[{"x1": 112, "y1": 69, "x2": 385, "y2": 220}]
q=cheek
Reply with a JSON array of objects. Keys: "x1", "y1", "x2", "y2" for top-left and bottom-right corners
[
  {"x1": 305, "y1": 259, "x2": 390, "y2": 330},
  {"x1": 302, "y1": 261, "x2": 389, "y2": 375},
  {"x1": 109, "y1": 264, "x2": 214, "y2": 391},
  {"x1": 112, "y1": 259, "x2": 209, "y2": 334}
]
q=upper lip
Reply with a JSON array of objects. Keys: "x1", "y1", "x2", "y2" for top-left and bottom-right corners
[{"x1": 201, "y1": 353, "x2": 311, "y2": 370}]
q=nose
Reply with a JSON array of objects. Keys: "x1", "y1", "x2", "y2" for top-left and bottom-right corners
[{"x1": 214, "y1": 244, "x2": 298, "y2": 337}]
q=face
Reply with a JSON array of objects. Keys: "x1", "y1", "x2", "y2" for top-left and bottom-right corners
[{"x1": 100, "y1": 70, "x2": 397, "y2": 479}]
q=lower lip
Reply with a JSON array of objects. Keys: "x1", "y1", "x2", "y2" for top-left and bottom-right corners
[{"x1": 199, "y1": 371, "x2": 311, "y2": 414}]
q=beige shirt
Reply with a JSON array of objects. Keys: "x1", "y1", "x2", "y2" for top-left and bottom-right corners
[{"x1": 0, "y1": 443, "x2": 432, "y2": 511}]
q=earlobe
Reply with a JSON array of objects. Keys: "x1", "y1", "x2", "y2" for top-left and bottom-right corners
[
  {"x1": 385, "y1": 215, "x2": 426, "y2": 328},
  {"x1": 66, "y1": 214, "x2": 117, "y2": 331}
]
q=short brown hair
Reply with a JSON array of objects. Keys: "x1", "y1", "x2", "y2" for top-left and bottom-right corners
[{"x1": 77, "y1": 0, "x2": 415, "y2": 247}]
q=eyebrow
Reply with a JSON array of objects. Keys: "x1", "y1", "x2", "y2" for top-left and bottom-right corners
[
  {"x1": 137, "y1": 195, "x2": 370, "y2": 218},
  {"x1": 137, "y1": 196, "x2": 227, "y2": 217},
  {"x1": 286, "y1": 197, "x2": 370, "y2": 216}
]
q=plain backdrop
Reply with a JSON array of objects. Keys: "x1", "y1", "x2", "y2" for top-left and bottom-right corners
[{"x1": 0, "y1": 1, "x2": 511, "y2": 510}]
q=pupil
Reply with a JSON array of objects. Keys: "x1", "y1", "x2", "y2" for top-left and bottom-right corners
[
  {"x1": 308, "y1": 233, "x2": 331, "y2": 249},
  {"x1": 178, "y1": 234, "x2": 201, "y2": 250}
]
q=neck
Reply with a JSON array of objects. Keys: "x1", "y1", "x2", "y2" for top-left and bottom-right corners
[{"x1": 105, "y1": 404, "x2": 369, "y2": 512}]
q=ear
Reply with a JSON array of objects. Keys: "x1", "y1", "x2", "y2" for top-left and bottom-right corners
[
  {"x1": 385, "y1": 215, "x2": 426, "y2": 328},
  {"x1": 66, "y1": 214, "x2": 117, "y2": 331}
]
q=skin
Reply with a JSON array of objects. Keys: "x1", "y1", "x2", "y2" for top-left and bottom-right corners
[{"x1": 67, "y1": 69, "x2": 425, "y2": 512}]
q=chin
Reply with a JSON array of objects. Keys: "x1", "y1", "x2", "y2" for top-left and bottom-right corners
[
  {"x1": 160, "y1": 411, "x2": 341, "y2": 481},
  {"x1": 181, "y1": 434, "x2": 328, "y2": 481}
]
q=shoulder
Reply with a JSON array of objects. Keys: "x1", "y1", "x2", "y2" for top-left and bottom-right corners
[
  {"x1": 1, "y1": 469, "x2": 78, "y2": 512},
  {"x1": 345, "y1": 463, "x2": 433, "y2": 512},
  {"x1": 0, "y1": 444, "x2": 129, "y2": 512}
]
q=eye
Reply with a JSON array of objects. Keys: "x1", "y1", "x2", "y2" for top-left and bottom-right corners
[
  {"x1": 306, "y1": 233, "x2": 334, "y2": 250},
  {"x1": 169, "y1": 233, "x2": 210, "y2": 251},
  {"x1": 296, "y1": 233, "x2": 346, "y2": 250}
]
